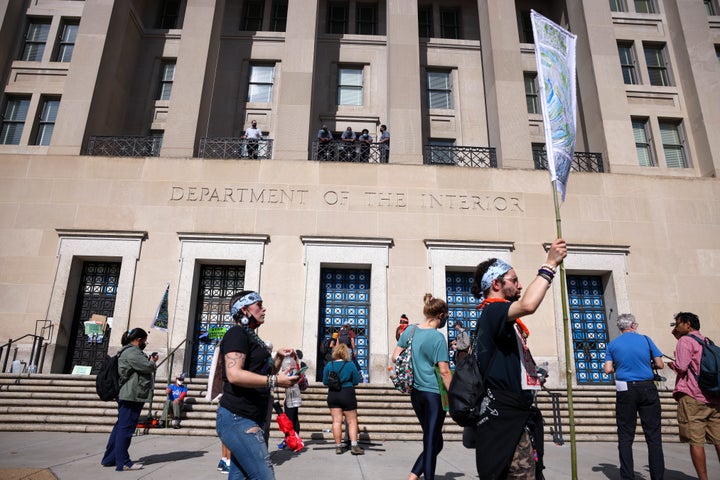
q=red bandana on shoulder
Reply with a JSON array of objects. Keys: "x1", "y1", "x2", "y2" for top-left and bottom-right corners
[{"x1": 477, "y1": 297, "x2": 530, "y2": 338}]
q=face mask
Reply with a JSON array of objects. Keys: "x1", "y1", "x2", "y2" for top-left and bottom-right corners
[{"x1": 138, "y1": 340, "x2": 147, "y2": 351}]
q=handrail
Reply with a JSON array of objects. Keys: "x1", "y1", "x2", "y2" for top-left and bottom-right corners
[
  {"x1": 1, "y1": 333, "x2": 42, "y2": 373},
  {"x1": 156, "y1": 338, "x2": 187, "y2": 370}
]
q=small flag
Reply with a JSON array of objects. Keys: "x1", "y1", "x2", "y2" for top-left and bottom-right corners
[
  {"x1": 151, "y1": 283, "x2": 170, "y2": 331},
  {"x1": 531, "y1": 10, "x2": 577, "y2": 201}
]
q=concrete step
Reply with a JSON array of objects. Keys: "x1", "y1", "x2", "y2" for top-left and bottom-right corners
[{"x1": 0, "y1": 374, "x2": 682, "y2": 443}]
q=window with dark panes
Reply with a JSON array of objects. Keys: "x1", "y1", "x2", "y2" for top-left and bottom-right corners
[
  {"x1": 644, "y1": 44, "x2": 671, "y2": 86},
  {"x1": 439, "y1": 7, "x2": 461, "y2": 39},
  {"x1": 54, "y1": 20, "x2": 79, "y2": 62},
  {"x1": 356, "y1": 3, "x2": 377, "y2": 35},
  {"x1": 34, "y1": 97, "x2": 60, "y2": 146},
  {"x1": 427, "y1": 70, "x2": 452, "y2": 109},
  {"x1": 270, "y1": 0, "x2": 288, "y2": 31},
  {"x1": 633, "y1": 0, "x2": 656, "y2": 14},
  {"x1": 157, "y1": 60, "x2": 176, "y2": 101},
  {"x1": 609, "y1": 0, "x2": 627, "y2": 12},
  {"x1": 524, "y1": 73, "x2": 540, "y2": 114},
  {"x1": 632, "y1": 117, "x2": 655, "y2": 166},
  {"x1": 418, "y1": 6, "x2": 433, "y2": 38},
  {"x1": 617, "y1": 42, "x2": 638, "y2": 85},
  {"x1": 659, "y1": 120, "x2": 688, "y2": 168},
  {"x1": 0, "y1": 96, "x2": 31, "y2": 145},
  {"x1": 157, "y1": 0, "x2": 182, "y2": 29},
  {"x1": 242, "y1": 0, "x2": 265, "y2": 31},
  {"x1": 519, "y1": 10, "x2": 533, "y2": 43},
  {"x1": 20, "y1": 19, "x2": 50, "y2": 61},
  {"x1": 327, "y1": 2, "x2": 349, "y2": 34},
  {"x1": 706, "y1": 0, "x2": 719, "y2": 16}
]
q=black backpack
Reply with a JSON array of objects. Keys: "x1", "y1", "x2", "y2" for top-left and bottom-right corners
[
  {"x1": 327, "y1": 362, "x2": 347, "y2": 392},
  {"x1": 96, "y1": 349, "x2": 124, "y2": 401},
  {"x1": 338, "y1": 329, "x2": 351, "y2": 347},
  {"x1": 688, "y1": 334, "x2": 720, "y2": 395}
]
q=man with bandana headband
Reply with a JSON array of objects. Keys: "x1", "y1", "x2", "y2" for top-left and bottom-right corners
[
  {"x1": 216, "y1": 290, "x2": 299, "y2": 480},
  {"x1": 469, "y1": 239, "x2": 567, "y2": 480}
]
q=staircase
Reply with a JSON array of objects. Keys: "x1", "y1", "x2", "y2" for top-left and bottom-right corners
[{"x1": 0, "y1": 373, "x2": 680, "y2": 442}]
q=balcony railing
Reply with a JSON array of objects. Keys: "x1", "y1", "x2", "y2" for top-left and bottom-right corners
[
  {"x1": 310, "y1": 140, "x2": 387, "y2": 163},
  {"x1": 533, "y1": 151, "x2": 604, "y2": 173},
  {"x1": 198, "y1": 138, "x2": 274, "y2": 159},
  {"x1": 423, "y1": 145, "x2": 497, "y2": 168},
  {"x1": 86, "y1": 136, "x2": 162, "y2": 157}
]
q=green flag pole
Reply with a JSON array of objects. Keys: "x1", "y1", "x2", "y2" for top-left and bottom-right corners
[{"x1": 552, "y1": 180, "x2": 577, "y2": 479}]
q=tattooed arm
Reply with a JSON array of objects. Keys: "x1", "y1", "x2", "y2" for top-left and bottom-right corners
[{"x1": 224, "y1": 351, "x2": 299, "y2": 388}]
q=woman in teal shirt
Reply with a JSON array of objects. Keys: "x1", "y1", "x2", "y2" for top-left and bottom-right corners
[{"x1": 393, "y1": 294, "x2": 452, "y2": 480}]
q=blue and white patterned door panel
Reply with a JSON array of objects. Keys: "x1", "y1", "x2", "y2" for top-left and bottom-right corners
[
  {"x1": 318, "y1": 268, "x2": 370, "y2": 381},
  {"x1": 191, "y1": 265, "x2": 245, "y2": 377},
  {"x1": 568, "y1": 275, "x2": 612, "y2": 384},
  {"x1": 446, "y1": 271, "x2": 478, "y2": 369}
]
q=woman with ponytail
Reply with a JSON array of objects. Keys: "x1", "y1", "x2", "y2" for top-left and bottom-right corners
[
  {"x1": 101, "y1": 327, "x2": 158, "y2": 471},
  {"x1": 216, "y1": 290, "x2": 299, "y2": 480},
  {"x1": 393, "y1": 294, "x2": 452, "y2": 480}
]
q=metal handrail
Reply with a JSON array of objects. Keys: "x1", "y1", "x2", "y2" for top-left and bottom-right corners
[
  {"x1": 533, "y1": 151, "x2": 604, "y2": 173},
  {"x1": 422, "y1": 145, "x2": 498, "y2": 168},
  {"x1": 87, "y1": 135, "x2": 162, "y2": 157},
  {"x1": 199, "y1": 137, "x2": 274, "y2": 159},
  {"x1": 310, "y1": 140, "x2": 388, "y2": 163}
]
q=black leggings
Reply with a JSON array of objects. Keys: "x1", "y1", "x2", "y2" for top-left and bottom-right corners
[{"x1": 410, "y1": 389, "x2": 447, "y2": 480}]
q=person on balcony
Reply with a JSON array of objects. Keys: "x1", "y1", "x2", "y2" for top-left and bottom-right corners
[
  {"x1": 317, "y1": 125, "x2": 334, "y2": 161},
  {"x1": 378, "y1": 124, "x2": 390, "y2": 163},
  {"x1": 243, "y1": 120, "x2": 263, "y2": 159},
  {"x1": 340, "y1": 126, "x2": 356, "y2": 161},
  {"x1": 358, "y1": 129, "x2": 373, "y2": 162}
]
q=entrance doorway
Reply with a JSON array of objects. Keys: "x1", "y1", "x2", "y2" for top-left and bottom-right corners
[{"x1": 64, "y1": 261, "x2": 120, "y2": 374}]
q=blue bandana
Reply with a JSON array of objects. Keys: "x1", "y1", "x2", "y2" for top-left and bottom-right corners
[
  {"x1": 230, "y1": 292, "x2": 262, "y2": 317},
  {"x1": 480, "y1": 260, "x2": 513, "y2": 295}
]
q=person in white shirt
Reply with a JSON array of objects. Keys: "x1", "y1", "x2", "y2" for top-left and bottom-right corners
[{"x1": 243, "y1": 120, "x2": 263, "y2": 159}]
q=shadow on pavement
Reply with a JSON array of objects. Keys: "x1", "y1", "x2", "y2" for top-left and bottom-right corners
[
  {"x1": 137, "y1": 449, "x2": 209, "y2": 465},
  {"x1": 591, "y1": 462, "x2": 697, "y2": 480}
]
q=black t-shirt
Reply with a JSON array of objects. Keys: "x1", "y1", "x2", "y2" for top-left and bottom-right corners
[
  {"x1": 474, "y1": 302, "x2": 528, "y2": 401},
  {"x1": 219, "y1": 325, "x2": 272, "y2": 425}
]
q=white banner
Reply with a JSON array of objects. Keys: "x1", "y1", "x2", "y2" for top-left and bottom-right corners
[{"x1": 531, "y1": 10, "x2": 577, "y2": 201}]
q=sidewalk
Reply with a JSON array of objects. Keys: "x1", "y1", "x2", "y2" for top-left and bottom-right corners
[{"x1": 0, "y1": 431, "x2": 709, "y2": 479}]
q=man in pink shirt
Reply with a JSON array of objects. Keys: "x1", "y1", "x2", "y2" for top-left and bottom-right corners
[{"x1": 668, "y1": 312, "x2": 720, "y2": 480}]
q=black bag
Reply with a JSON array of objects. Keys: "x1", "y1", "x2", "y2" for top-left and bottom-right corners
[
  {"x1": 448, "y1": 355, "x2": 487, "y2": 427},
  {"x1": 688, "y1": 334, "x2": 720, "y2": 395},
  {"x1": 96, "y1": 350, "x2": 123, "y2": 401},
  {"x1": 327, "y1": 362, "x2": 347, "y2": 392}
]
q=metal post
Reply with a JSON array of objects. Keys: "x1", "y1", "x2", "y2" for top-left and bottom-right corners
[{"x1": 2, "y1": 339, "x2": 12, "y2": 373}]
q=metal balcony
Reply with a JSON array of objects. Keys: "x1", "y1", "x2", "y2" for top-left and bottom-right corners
[
  {"x1": 423, "y1": 145, "x2": 497, "y2": 168},
  {"x1": 533, "y1": 151, "x2": 604, "y2": 173},
  {"x1": 86, "y1": 136, "x2": 162, "y2": 157},
  {"x1": 198, "y1": 138, "x2": 274, "y2": 159},
  {"x1": 310, "y1": 140, "x2": 387, "y2": 163}
]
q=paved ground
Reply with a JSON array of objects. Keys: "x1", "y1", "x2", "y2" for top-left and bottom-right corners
[{"x1": 0, "y1": 431, "x2": 711, "y2": 479}]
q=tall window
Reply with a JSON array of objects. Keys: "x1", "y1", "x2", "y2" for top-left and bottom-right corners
[
  {"x1": 34, "y1": 97, "x2": 60, "y2": 146},
  {"x1": 54, "y1": 20, "x2": 79, "y2": 62},
  {"x1": 524, "y1": 73, "x2": 540, "y2": 114},
  {"x1": 157, "y1": 60, "x2": 176, "y2": 101},
  {"x1": 706, "y1": 0, "x2": 719, "y2": 16},
  {"x1": 427, "y1": 70, "x2": 452, "y2": 109},
  {"x1": 338, "y1": 66, "x2": 363, "y2": 105},
  {"x1": 659, "y1": 120, "x2": 688, "y2": 168},
  {"x1": 327, "y1": 2, "x2": 349, "y2": 34},
  {"x1": 20, "y1": 19, "x2": 51, "y2": 61},
  {"x1": 519, "y1": 11, "x2": 534, "y2": 43},
  {"x1": 716, "y1": 45, "x2": 720, "y2": 63},
  {"x1": 270, "y1": 0, "x2": 288, "y2": 31},
  {"x1": 633, "y1": 0, "x2": 656, "y2": 13},
  {"x1": 644, "y1": 43, "x2": 671, "y2": 86},
  {"x1": 242, "y1": 0, "x2": 265, "y2": 31},
  {"x1": 157, "y1": 0, "x2": 182, "y2": 29},
  {"x1": 609, "y1": 0, "x2": 627, "y2": 12},
  {"x1": 356, "y1": 3, "x2": 377, "y2": 35},
  {"x1": 248, "y1": 64, "x2": 275, "y2": 103},
  {"x1": 418, "y1": 6, "x2": 433, "y2": 38},
  {"x1": 0, "y1": 96, "x2": 31, "y2": 145},
  {"x1": 632, "y1": 117, "x2": 655, "y2": 166},
  {"x1": 618, "y1": 42, "x2": 638, "y2": 84},
  {"x1": 439, "y1": 7, "x2": 461, "y2": 39}
]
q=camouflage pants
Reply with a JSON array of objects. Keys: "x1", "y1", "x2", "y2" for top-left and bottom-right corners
[{"x1": 508, "y1": 430, "x2": 535, "y2": 479}]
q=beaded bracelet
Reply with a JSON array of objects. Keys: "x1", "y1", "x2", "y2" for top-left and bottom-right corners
[
  {"x1": 538, "y1": 272, "x2": 553, "y2": 283},
  {"x1": 541, "y1": 263, "x2": 557, "y2": 273},
  {"x1": 538, "y1": 267, "x2": 555, "y2": 279},
  {"x1": 267, "y1": 374, "x2": 277, "y2": 390}
]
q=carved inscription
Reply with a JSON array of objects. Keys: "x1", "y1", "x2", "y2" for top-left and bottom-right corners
[{"x1": 170, "y1": 186, "x2": 523, "y2": 213}]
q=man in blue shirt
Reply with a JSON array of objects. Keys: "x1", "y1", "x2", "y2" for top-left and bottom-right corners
[{"x1": 604, "y1": 313, "x2": 665, "y2": 480}]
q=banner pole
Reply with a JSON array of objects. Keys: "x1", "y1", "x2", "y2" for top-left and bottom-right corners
[{"x1": 552, "y1": 180, "x2": 577, "y2": 479}]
